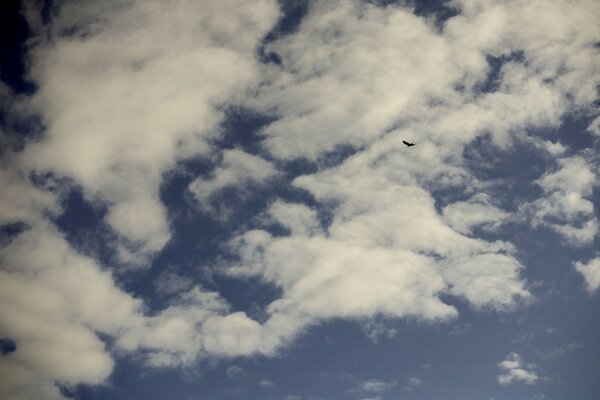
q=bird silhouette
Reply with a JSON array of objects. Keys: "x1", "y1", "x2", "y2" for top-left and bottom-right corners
[{"x1": 403, "y1": 140, "x2": 415, "y2": 147}]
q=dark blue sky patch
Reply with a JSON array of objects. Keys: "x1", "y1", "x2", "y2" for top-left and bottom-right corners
[
  {"x1": 210, "y1": 275, "x2": 283, "y2": 323},
  {"x1": 0, "y1": 0, "x2": 36, "y2": 94},
  {"x1": 315, "y1": 143, "x2": 363, "y2": 170},
  {"x1": 461, "y1": 133, "x2": 550, "y2": 208},
  {"x1": 534, "y1": 112, "x2": 599, "y2": 154},
  {"x1": 273, "y1": 156, "x2": 318, "y2": 178},
  {"x1": 54, "y1": 187, "x2": 113, "y2": 264},
  {"x1": 258, "y1": 0, "x2": 311, "y2": 65},
  {"x1": 211, "y1": 107, "x2": 277, "y2": 156},
  {"x1": 428, "y1": 180, "x2": 475, "y2": 215},
  {"x1": 0, "y1": 221, "x2": 29, "y2": 246},
  {"x1": 0, "y1": 337, "x2": 17, "y2": 355},
  {"x1": 368, "y1": 0, "x2": 460, "y2": 30},
  {"x1": 474, "y1": 51, "x2": 526, "y2": 94},
  {"x1": 0, "y1": 100, "x2": 46, "y2": 155}
]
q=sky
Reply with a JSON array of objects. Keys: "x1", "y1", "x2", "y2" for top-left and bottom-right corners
[{"x1": 0, "y1": 0, "x2": 599, "y2": 399}]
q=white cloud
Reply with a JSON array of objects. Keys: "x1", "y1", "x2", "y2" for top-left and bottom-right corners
[
  {"x1": 442, "y1": 193, "x2": 509, "y2": 234},
  {"x1": 529, "y1": 156, "x2": 598, "y2": 246},
  {"x1": 259, "y1": 379, "x2": 277, "y2": 389},
  {"x1": 0, "y1": 2, "x2": 281, "y2": 392},
  {"x1": 497, "y1": 352, "x2": 539, "y2": 385},
  {"x1": 2, "y1": 0, "x2": 600, "y2": 398},
  {"x1": 226, "y1": 365, "x2": 246, "y2": 379},
  {"x1": 573, "y1": 257, "x2": 600, "y2": 293},
  {"x1": 0, "y1": 164, "x2": 59, "y2": 227},
  {"x1": 0, "y1": 222, "x2": 261, "y2": 397},
  {"x1": 21, "y1": 0, "x2": 279, "y2": 265},
  {"x1": 361, "y1": 378, "x2": 396, "y2": 393},
  {"x1": 211, "y1": 0, "x2": 600, "y2": 358},
  {"x1": 0, "y1": 224, "x2": 138, "y2": 400},
  {"x1": 588, "y1": 116, "x2": 600, "y2": 136},
  {"x1": 265, "y1": 200, "x2": 322, "y2": 236},
  {"x1": 441, "y1": 253, "x2": 530, "y2": 310},
  {"x1": 255, "y1": 0, "x2": 600, "y2": 158}
]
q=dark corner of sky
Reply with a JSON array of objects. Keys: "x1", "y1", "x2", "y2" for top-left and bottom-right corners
[{"x1": 0, "y1": 0, "x2": 36, "y2": 95}]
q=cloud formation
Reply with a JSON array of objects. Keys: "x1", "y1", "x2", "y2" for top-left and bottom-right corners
[
  {"x1": 22, "y1": 0, "x2": 279, "y2": 265},
  {"x1": 573, "y1": 257, "x2": 600, "y2": 293},
  {"x1": 497, "y1": 352, "x2": 539, "y2": 385},
  {"x1": 529, "y1": 156, "x2": 598, "y2": 245},
  {"x1": 1, "y1": 0, "x2": 599, "y2": 398}
]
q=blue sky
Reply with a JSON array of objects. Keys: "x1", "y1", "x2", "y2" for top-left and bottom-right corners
[{"x1": 1, "y1": 0, "x2": 599, "y2": 399}]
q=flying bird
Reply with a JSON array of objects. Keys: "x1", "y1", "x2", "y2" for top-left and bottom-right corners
[{"x1": 403, "y1": 140, "x2": 415, "y2": 147}]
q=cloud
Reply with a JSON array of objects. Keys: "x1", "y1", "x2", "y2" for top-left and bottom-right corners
[
  {"x1": 0, "y1": 224, "x2": 137, "y2": 400},
  {"x1": 212, "y1": 0, "x2": 600, "y2": 357},
  {"x1": 404, "y1": 377, "x2": 424, "y2": 391},
  {"x1": 0, "y1": 221, "x2": 272, "y2": 398},
  {"x1": 588, "y1": 116, "x2": 600, "y2": 136},
  {"x1": 0, "y1": 1, "x2": 281, "y2": 394},
  {"x1": 497, "y1": 352, "x2": 539, "y2": 385},
  {"x1": 538, "y1": 342, "x2": 584, "y2": 360},
  {"x1": 573, "y1": 257, "x2": 600, "y2": 293},
  {"x1": 361, "y1": 379, "x2": 397, "y2": 393},
  {"x1": 0, "y1": 162, "x2": 59, "y2": 227},
  {"x1": 265, "y1": 200, "x2": 322, "y2": 236},
  {"x1": 154, "y1": 267, "x2": 194, "y2": 296},
  {"x1": 2, "y1": 0, "x2": 600, "y2": 398},
  {"x1": 528, "y1": 156, "x2": 598, "y2": 246},
  {"x1": 254, "y1": 0, "x2": 600, "y2": 158},
  {"x1": 226, "y1": 365, "x2": 246, "y2": 379},
  {"x1": 353, "y1": 378, "x2": 396, "y2": 400},
  {"x1": 21, "y1": 0, "x2": 279, "y2": 265},
  {"x1": 259, "y1": 379, "x2": 277, "y2": 389},
  {"x1": 442, "y1": 194, "x2": 509, "y2": 235}
]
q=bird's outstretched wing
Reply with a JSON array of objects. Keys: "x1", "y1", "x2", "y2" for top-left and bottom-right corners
[{"x1": 403, "y1": 140, "x2": 415, "y2": 147}]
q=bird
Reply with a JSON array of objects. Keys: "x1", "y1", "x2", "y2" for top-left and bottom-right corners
[{"x1": 403, "y1": 140, "x2": 415, "y2": 147}]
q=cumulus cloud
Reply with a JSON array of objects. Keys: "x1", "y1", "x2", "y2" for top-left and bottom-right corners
[
  {"x1": 497, "y1": 352, "x2": 539, "y2": 385},
  {"x1": 265, "y1": 200, "x2": 322, "y2": 236},
  {"x1": 529, "y1": 156, "x2": 598, "y2": 246},
  {"x1": 2, "y1": 0, "x2": 600, "y2": 398},
  {"x1": 573, "y1": 257, "x2": 600, "y2": 293},
  {"x1": 0, "y1": 224, "x2": 138, "y2": 400},
  {"x1": 442, "y1": 194, "x2": 509, "y2": 234},
  {"x1": 21, "y1": 0, "x2": 279, "y2": 265},
  {"x1": 212, "y1": 0, "x2": 600, "y2": 357},
  {"x1": 0, "y1": 221, "x2": 277, "y2": 398},
  {"x1": 1, "y1": 0, "x2": 280, "y2": 397}
]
